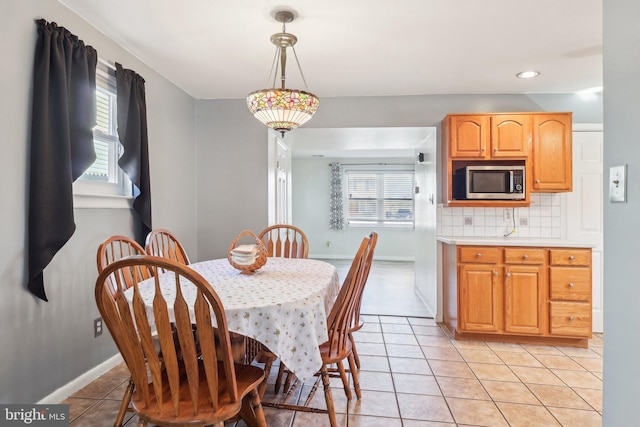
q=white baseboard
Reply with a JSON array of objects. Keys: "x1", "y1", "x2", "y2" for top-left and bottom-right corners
[{"x1": 38, "y1": 353, "x2": 124, "y2": 404}]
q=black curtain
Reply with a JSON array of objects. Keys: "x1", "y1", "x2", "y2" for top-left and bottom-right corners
[
  {"x1": 27, "y1": 20, "x2": 97, "y2": 301},
  {"x1": 115, "y1": 63, "x2": 152, "y2": 244}
]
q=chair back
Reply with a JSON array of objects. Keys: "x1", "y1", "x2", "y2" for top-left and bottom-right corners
[
  {"x1": 95, "y1": 255, "x2": 240, "y2": 423},
  {"x1": 325, "y1": 235, "x2": 372, "y2": 356},
  {"x1": 351, "y1": 232, "x2": 378, "y2": 330},
  {"x1": 258, "y1": 224, "x2": 309, "y2": 259},
  {"x1": 97, "y1": 235, "x2": 151, "y2": 295},
  {"x1": 145, "y1": 228, "x2": 191, "y2": 266}
]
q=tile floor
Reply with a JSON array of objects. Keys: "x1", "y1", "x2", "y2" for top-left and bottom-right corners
[{"x1": 62, "y1": 261, "x2": 603, "y2": 426}]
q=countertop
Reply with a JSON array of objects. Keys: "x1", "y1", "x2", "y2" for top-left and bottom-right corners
[{"x1": 436, "y1": 236, "x2": 595, "y2": 248}]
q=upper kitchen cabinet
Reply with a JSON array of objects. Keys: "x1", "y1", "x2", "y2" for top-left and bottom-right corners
[
  {"x1": 448, "y1": 115, "x2": 490, "y2": 158},
  {"x1": 531, "y1": 113, "x2": 573, "y2": 192},
  {"x1": 491, "y1": 115, "x2": 531, "y2": 158},
  {"x1": 447, "y1": 114, "x2": 529, "y2": 159}
]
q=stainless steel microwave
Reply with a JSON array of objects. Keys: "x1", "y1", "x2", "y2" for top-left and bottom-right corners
[{"x1": 453, "y1": 165, "x2": 525, "y2": 200}]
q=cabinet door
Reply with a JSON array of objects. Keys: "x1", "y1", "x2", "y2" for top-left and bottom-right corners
[
  {"x1": 531, "y1": 114, "x2": 573, "y2": 192},
  {"x1": 449, "y1": 115, "x2": 490, "y2": 158},
  {"x1": 491, "y1": 115, "x2": 530, "y2": 158},
  {"x1": 458, "y1": 263, "x2": 501, "y2": 332},
  {"x1": 504, "y1": 265, "x2": 546, "y2": 335}
]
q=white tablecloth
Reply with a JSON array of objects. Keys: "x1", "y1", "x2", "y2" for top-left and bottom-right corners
[{"x1": 129, "y1": 257, "x2": 340, "y2": 381}]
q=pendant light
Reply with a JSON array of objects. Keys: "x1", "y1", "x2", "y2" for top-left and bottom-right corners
[{"x1": 246, "y1": 10, "x2": 319, "y2": 137}]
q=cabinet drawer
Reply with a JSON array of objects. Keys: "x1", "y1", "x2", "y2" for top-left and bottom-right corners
[
  {"x1": 504, "y1": 248, "x2": 546, "y2": 264},
  {"x1": 549, "y1": 301, "x2": 591, "y2": 337},
  {"x1": 549, "y1": 249, "x2": 591, "y2": 266},
  {"x1": 459, "y1": 247, "x2": 502, "y2": 264},
  {"x1": 550, "y1": 268, "x2": 591, "y2": 301}
]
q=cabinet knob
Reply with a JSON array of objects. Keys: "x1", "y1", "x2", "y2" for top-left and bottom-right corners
[
  {"x1": 476, "y1": 253, "x2": 482, "y2": 257},
  {"x1": 535, "y1": 179, "x2": 541, "y2": 183},
  {"x1": 493, "y1": 271, "x2": 498, "y2": 276},
  {"x1": 569, "y1": 256, "x2": 575, "y2": 261},
  {"x1": 506, "y1": 272, "x2": 511, "y2": 277},
  {"x1": 494, "y1": 148, "x2": 497, "y2": 152},
  {"x1": 481, "y1": 148, "x2": 486, "y2": 152},
  {"x1": 568, "y1": 282, "x2": 575, "y2": 288},
  {"x1": 569, "y1": 316, "x2": 575, "y2": 321},
  {"x1": 523, "y1": 254, "x2": 529, "y2": 260}
]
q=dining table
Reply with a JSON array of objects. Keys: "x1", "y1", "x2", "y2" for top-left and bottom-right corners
[{"x1": 126, "y1": 257, "x2": 340, "y2": 382}]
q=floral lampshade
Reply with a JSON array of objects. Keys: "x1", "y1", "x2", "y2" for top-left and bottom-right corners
[
  {"x1": 246, "y1": 88, "x2": 319, "y2": 136},
  {"x1": 247, "y1": 10, "x2": 319, "y2": 137}
]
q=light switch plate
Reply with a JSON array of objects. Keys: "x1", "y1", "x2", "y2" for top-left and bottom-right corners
[{"x1": 609, "y1": 165, "x2": 627, "y2": 202}]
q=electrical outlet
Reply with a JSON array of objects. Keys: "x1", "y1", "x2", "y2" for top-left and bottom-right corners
[
  {"x1": 94, "y1": 317, "x2": 103, "y2": 337},
  {"x1": 519, "y1": 217, "x2": 529, "y2": 226},
  {"x1": 503, "y1": 209, "x2": 511, "y2": 221},
  {"x1": 464, "y1": 217, "x2": 473, "y2": 226}
]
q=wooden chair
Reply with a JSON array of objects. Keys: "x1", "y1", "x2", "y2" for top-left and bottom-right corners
[
  {"x1": 262, "y1": 235, "x2": 372, "y2": 427},
  {"x1": 97, "y1": 235, "x2": 151, "y2": 296},
  {"x1": 348, "y1": 231, "x2": 378, "y2": 369},
  {"x1": 95, "y1": 255, "x2": 267, "y2": 427},
  {"x1": 96, "y1": 235, "x2": 152, "y2": 426},
  {"x1": 145, "y1": 228, "x2": 247, "y2": 365},
  {"x1": 258, "y1": 224, "x2": 309, "y2": 259},
  {"x1": 145, "y1": 228, "x2": 190, "y2": 266},
  {"x1": 256, "y1": 224, "x2": 309, "y2": 393}
]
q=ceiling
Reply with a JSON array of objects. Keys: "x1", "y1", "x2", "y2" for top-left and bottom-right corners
[{"x1": 58, "y1": 0, "x2": 602, "y2": 100}]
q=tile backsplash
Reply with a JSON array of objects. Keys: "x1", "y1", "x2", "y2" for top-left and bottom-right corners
[{"x1": 437, "y1": 193, "x2": 563, "y2": 238}]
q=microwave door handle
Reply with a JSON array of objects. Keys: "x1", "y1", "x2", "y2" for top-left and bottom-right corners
[{"x1": 509, "y1": 171, "x2": 514, "y2": 193}]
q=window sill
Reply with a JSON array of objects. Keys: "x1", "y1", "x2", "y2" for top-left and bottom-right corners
[{"x1": 74, "y1": 193, "x2": 134, "y2": 209}]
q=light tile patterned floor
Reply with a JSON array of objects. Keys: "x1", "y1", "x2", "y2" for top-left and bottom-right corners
[{"x1": 63, "y1": 261, "x2": 603, "y2": 426}]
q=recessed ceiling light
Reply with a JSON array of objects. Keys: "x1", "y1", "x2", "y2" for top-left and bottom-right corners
[{"x1": 516, "y1": 71, "x2": 540, "y2": 79}]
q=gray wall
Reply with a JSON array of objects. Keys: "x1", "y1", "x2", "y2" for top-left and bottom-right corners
[
  {"x1": 603, "y1": 0, "x2": 640, "y2": 424},
  {"x1": 194, "y1": 100, "x2": 270, "y2": 260},
  {"x1": 0, "y1": 0, "x2": 197, "y2": 403}
]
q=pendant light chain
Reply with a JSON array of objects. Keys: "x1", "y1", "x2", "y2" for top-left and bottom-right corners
[
  {"x1": 267, "y1": 46, "x2": 280, "y2": 89},
  {"x1": 291, "y1": 46, "x2": 310, "y2": 91}
]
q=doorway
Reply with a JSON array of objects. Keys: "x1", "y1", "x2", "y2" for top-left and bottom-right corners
[{"x1": 282, "y1": 127, "x2": 438, "y2": 318}]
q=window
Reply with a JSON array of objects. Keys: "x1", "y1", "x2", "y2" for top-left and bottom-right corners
[
  {"x1": 345, "y1": 167, "x2": 415, "y2": 227},
  {"x1": 74, "y1": 61, "x2": 131, "y2": 204}
]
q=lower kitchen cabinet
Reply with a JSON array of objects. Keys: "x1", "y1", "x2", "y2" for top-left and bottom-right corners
[
  {"x1": 443, "y1": 244, "x2": 592, "y2": 348},
  {"x1": 459, "y1": 263, "x2": 502, "y2": 332}
]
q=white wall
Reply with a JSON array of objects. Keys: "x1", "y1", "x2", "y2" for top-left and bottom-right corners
[
  {"x1": 291, "y1": 157, "x2": 417, "y2": 260},
  {"x1": 0, "y1": 0, "x2": 196, "y2": 403}
]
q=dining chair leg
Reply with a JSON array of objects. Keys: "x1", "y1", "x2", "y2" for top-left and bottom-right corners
[
  {"x1": 348, "y1": 353, "x2": 362, "y2": 399},
  {"x1": 274, "y1": 362, "x2": 286, "y2": 392},
  {"x1": 336, "y1": 361, "x2": 352, "y2": 400},
  {"x1": 238, "y1": 388, "x2": 267, "y2": 427},
  {"x1": 320, "y1": 365, "x2": 338, "y2": 427},
  {"x1": 114, "y1": 378, "x2": 134, "y2": 427},
  {"x1": 283, "y1": 369, "x2": 296, "y2": 393},
  {"x1": 349, "y1": 332, "x2": 361, "y2": 369},
  {"x1": 255, "y1": 350, "x2": 276, "y2": 399}
]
